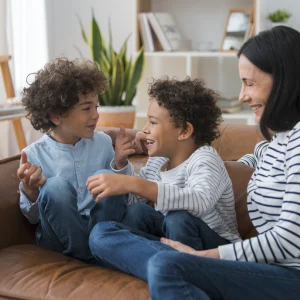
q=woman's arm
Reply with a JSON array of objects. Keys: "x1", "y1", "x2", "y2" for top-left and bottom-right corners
[{"x1": 238, "y1": 140, "x2": 269, "y2": 168}]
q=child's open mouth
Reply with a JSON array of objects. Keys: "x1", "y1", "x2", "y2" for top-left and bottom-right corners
[{"x1": 147, "y1": 139, "x2": 154, "y2": 147}]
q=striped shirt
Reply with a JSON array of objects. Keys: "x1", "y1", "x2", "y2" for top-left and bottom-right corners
[
  {"x1": 113, "y1": 146, "x2": 241, "y2": 243},
  {"x1": 219, "y1": 122, "x2": 300, "y2": 270}
]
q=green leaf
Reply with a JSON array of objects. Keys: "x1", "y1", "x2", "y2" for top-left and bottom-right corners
[
  {"x1": 111, "y1": 57, "x2": 125, "y2": 105},
  {"x1": 123, "y1": 59, "x2": 131, "y2": 95},
  {"x1": 125, "y1": 47, "x2": 144, "y2": 105},
  {"x1": 107, "y1": 18, "x2": 114, "y2": 66},
  {"x1": 91, "y1": 9, "x2": 102, "y2": 64},
  {"x1": 99, "y1": 90, "x2": 111, "y2": 106},
  {"x1": 77, "y1": 15, "x2": 89, "y2": 45}
]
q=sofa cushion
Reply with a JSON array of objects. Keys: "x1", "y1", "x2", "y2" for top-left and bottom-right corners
[
  {"x1": 0, "y1": 245, "x2": 149, "y2": 300},
  {"x1": 225, "y1": 161, "x2": 257, "y2": 239}
]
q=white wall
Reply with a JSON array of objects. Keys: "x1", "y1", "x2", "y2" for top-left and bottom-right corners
[
  {"x1": 256, "y1": 0, "x2": 300, "y2": 33},
  {"x1": 45, "y1": 0, "x2": 137, "y2": 61}
]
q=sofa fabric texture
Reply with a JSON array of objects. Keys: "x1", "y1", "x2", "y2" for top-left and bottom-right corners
[{"x1": 0, "y1": 124, "x2": 263, "y2": 300}]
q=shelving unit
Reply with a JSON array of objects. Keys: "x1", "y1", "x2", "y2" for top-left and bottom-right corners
[{"x1": 131, "y1": 0, "x2": 300, "y2": 129}]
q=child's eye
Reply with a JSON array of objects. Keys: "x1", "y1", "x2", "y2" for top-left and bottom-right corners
[
  {"x1": 82, "y1": 107, "x2": 90, "y2": 111},
  {"x1": 150, "y1": 121, "x2": 157, "y2": 125}
]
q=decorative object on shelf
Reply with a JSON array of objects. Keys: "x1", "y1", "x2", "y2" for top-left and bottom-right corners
[
  {"x1": 221, "y1": 9, "x2": 253, "y2": 52},
  {"x1": 267, "y1": 9, "x2": 291, "y2": 27},
  {"x1": 147, "y1": 12, "x2": 184, "y2": 52},
  {"x1": 217, "y1": 96, "x2": 243, "y2": 114},
  {"x1": 78, "y1": 9, "x2": 145, "y2": 128}
]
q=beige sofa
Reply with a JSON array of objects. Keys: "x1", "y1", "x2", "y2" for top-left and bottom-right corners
[{"x1": 0, "y1": 124, "x2": 263, "y2": 300}]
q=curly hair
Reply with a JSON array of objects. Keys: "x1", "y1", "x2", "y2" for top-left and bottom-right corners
[
  {"x1": 22, "y1": 58, "x2": 108, "y2": 132},
  {"x1": 148, "y1": 77, "x2": 222, "y2": 146}
]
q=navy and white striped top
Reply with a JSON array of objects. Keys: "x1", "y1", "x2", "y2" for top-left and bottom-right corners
[
  {"x1": 219, "y1": 122, "x2": 300, "y2": 270},
  {"x1": 113, "y1": 146, "x2": 241, "y2": 243}
]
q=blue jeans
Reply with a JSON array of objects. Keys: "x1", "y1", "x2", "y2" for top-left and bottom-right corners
[
  {"x1": 89, "y1": 221, "x2": 173, "y2": 280},
  {"x1": 147, "y1": 251, "x2": 300, "y2": 300},
  {"x1": 118, "y1": 202, "x2": 229, "y2": 250},
  {"x1": 36, "y1": 170, "x2": 127, "y2": 263},
  {"x1": 89, "y1": 208, "x2": 229, "y2": 281}
]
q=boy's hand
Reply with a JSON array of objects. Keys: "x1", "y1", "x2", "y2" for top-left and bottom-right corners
[
  {"x1": 133, "y1": 131, "x2": 148, "y2": 155},
  {"x1": 17, "y1": 151, "x2": 46, "y2": 202},
  {"x1": 86, "y1": 173, "x2": 131, "y2": 202},
  {"x1": 115, "y1": 126, "x2": 135, "y2": 169}
]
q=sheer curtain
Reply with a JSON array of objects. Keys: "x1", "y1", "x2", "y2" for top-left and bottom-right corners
[
  {"x1": 7, "y1": 0, "x2": 49, "y2": 95},
  {"x1": 0, "y1": 0, "x2": 48, "y2": 158}
]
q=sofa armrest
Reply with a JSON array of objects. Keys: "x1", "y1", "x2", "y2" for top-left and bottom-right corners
[{"x1": 0, "y1": 155, "x2": 36, "y2": 249}]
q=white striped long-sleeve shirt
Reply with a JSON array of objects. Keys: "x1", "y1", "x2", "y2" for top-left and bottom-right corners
[
  {"x1": 219, "y1": 121, "x2": 300, "y2": 270},
  {"x1": 113, "y1": 146, "x2": 241, "y2": 243},
  {"x1": 238, "y1": 140, "x2": 269, "y2": 168}
]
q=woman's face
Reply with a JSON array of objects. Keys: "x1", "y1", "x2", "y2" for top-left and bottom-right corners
[{"x1": 238, "y1": 54, "x2": 273, "y2": 124}]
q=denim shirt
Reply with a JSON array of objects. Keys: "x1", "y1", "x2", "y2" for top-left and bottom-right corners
[{"x1": 19, "y1": 132, "x2": 115, "y2": 224}]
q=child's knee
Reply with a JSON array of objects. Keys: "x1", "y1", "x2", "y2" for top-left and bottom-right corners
[
  {"x1": 89, "y1": 221, "x2": 118, "y2": 249},
  {"x1": 164, "y1": 210, "x2": 193, "y2": 228},
  {"x1": 39, "y1": 177, "x2": 76, "y2": 207},
  {"x1": 147, "y1": 251, "x2": 176, "y2": 279}
]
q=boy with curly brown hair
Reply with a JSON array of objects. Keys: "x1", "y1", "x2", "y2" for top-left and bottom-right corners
[
  {"x1": 87, "y1": 77, "x2": 241, "y2": 280},
  {"x1": 18, "y1": 58, "x2": 128, "y2": 263}
]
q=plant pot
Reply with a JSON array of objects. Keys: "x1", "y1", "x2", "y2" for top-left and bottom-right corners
[
  {"x1": 271, "y1": 22, "x2": 288, "y2": 28},
  {"x1": 97, "y1": 106, "x2": 136, "y2": 128}
]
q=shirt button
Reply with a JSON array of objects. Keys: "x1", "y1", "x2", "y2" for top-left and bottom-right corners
[
  {"x1": 77, "y1": 164, "x2": 80, "y2": 168},
  {"x1": 72, "y1": 149, "x2": 75, "y2": 152}
]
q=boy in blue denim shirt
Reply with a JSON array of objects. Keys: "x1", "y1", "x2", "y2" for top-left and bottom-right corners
[{"x1": 18, "y1": 58, "x2": 129, "y2": 263}]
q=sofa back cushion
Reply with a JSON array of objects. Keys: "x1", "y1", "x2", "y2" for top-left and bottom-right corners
[{"x1": 225, "y1": 161, "x2": 257, "y2": 239}]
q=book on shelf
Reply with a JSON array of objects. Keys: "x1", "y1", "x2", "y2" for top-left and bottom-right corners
[
  {"x1": 138, "y1": 13, "x2": 155, "y2": 52},
  {"x1": 147, "y1": 12, "x2": 182, "y2": 51}
]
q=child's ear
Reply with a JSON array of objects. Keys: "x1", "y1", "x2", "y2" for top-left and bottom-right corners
[
  {"x1": 50, "y1": 114, "x2": 61, "y2": 126},
  {"x1": 178, "y1": 122, "x2": 194, "y2": 141}
]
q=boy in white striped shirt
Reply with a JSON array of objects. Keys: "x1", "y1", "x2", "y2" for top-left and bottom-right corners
[{"x1": 87, "y1": 77, "x2": 240, "y2": 280}]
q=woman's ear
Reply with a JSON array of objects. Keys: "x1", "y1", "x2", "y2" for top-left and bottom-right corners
[
  {"x1": 50, "y1": 114, "x2": 61, "y2": 126},
  {"x1": 178, "y1": 122, "x2": 194, "y2": 141}
]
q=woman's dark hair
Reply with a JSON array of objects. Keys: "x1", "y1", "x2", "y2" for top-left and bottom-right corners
[
  {"x1": 148, "y1": 77, "x2": 222, "y2": 146},
  {"x1": 22, "y1": 58, "x2": 107, "y2": 132},
  {"x1": 238, "y1": 26, "x2": 300, "y2": 140}
]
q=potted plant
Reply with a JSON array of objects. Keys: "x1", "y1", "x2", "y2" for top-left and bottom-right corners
[
  {"x1": 78, "y1": 10, "x2": 144, "y2": 128},
  {"x1": 267, "y1": 9, "x2": 291, "y2": 27}
]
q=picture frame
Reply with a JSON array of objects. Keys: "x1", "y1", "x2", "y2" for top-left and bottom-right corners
[{"x1": 221, "y1": 9, "x2": 254, "y2": 52}]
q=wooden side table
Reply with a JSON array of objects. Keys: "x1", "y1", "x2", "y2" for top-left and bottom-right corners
[{"x1": 0, "y1": 55, "x2": 27, "y2": 151}]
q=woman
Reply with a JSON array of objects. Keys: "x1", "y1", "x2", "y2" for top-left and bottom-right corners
[{"x1": 147, "y1": 25, "x2": 300, "y2": 300}]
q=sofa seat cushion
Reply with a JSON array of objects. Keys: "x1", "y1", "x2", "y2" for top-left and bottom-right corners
[{"x1": 0, "y1": 245, "x2": 149, "y2": 300}]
